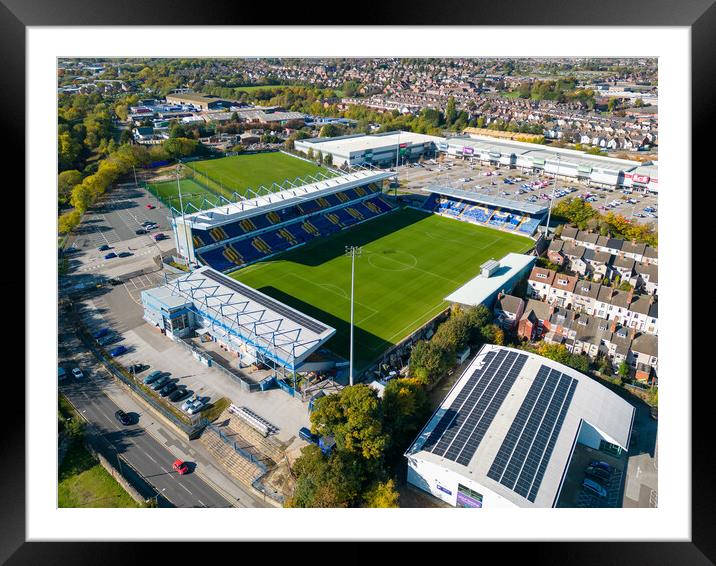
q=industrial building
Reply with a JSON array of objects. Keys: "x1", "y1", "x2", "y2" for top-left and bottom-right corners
[
  {"x1": 165, "y1": 91, "x2": 237, "y2": 111},
  {"x1": 295, "y1": 131, "x2": 443, "y2": 167},
  {"x1": 405, "y1": 344, "x2": 635, "y2": 508},
  {"x1": 141, "y1": 265, "x2": 336, "y2": 376}
]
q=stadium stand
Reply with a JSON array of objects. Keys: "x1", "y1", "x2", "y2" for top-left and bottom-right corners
[{"x1": 421, "y1": 190, "x2": 546, "y2": 237}]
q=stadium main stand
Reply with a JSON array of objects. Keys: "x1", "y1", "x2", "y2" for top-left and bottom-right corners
[
  {"x1": 185, "y1": 173, "x2": 397, "y2": 273},
  {"x1": 421, "y1": 186, "x2": 547, "y2": 237}
]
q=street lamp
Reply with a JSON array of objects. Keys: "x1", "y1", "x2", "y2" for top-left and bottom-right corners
[
  {"x1": 152, "y1": 487, "x2": 166, "y2": 507},
  {"x1": 544, "y1": 155, "x2": 561, "y2": 238},
  {"x1": 344, "y1": 245, "x2": 362, "y2": 386}
]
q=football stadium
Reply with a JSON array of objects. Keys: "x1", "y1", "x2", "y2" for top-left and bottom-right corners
[{"x1": 142, "y1": 151, "x2": 548, "y2": 385}]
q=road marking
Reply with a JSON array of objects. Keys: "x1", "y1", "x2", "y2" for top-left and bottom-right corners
[
  {"x1": 198, "y1": 499, "x2": 207, "y2": 508},
  {"x1": 142, "y1": 450, "x2": 157, "y2": 464},
  {"x1": 178, "y1": 483, "x2": 193, "y2": 495},
  {"x1": 161, "y1": 466, "x2": 175, "y2": 480}
]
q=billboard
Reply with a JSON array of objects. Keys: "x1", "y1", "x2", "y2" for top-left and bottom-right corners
[
  {"x1": 462, "y1": 146, "x2": 475, "y2": 155},
  {"x1": 632, "y1": 174, "x2": 650, "y2": 184},
  {"x1": 438, "y1": 142, "x2": 449, "y2": 150},
  {"x1": 456, "y1": 484, "x2": 483, "y2": 508}
]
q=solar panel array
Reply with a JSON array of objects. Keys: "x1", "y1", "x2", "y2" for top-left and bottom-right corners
[
  {"x1": 421, "y1": 349, "x2": 528, "y2": 466},
  {"x1": 487, "y1": 365, "x2": 577, "y2": 503},
  {"x1": 202, "y1": 269, "x2": 328, "y2": 334}
]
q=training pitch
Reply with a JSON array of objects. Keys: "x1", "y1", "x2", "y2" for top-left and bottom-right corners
[
  {"x1": 148, "y1": 152, "x2": 333, "y2": 210},
  {"x1": 231, "y1": 207, "x2": 534, "y2": 371}
]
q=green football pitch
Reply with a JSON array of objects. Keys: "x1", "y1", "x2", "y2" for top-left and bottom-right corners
[
  {"x1": 147, "y1": 152, "x2": 333, "y2": 211},
  {"x1": 231, "y1": 208, "x2": 534, "y2": 371},
  {"x1": 187, "y1": 152, "x2": 334, "y2": 198}
]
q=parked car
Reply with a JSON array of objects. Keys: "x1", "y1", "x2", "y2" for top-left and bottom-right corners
[
  {"x1": 187, "y1": 399, "x2": 206, "y2": 415},
  {"x1": 98, "y1": 245, "x2": 111, "y2": 252},
  {"x1": 71, "y1": 367, "x2": 83, "y2": 379},
  {"x1": 159, "y1": 382, "x2": 178, "y2": 397},
  {"x1": 93, "y1": 327, "x2": 110, "y2": 339},
  {"x1": 135, "y1": 229, "x2": 147, "y2": 235},
  {"x1": 108, "y1": 278, "x2": 123, "y2": 286},
  {"x1": 590, "y1": 460, "x2": 612, "y2": 474},
  {"x1": 98, "y1": 334, "x2": 118, "y2": 347},
  {"x1": 109, "y1": 345, "x2": 127, "y2": 357},
  {"x1": 143, "y1": 370, "x2": 163, "y2": 385},
  {"x1": 129, "y1": 363, "x2": 149, "y2": 375},
  {"x1": 146, "y1": 204, "x2": 155, "y2": 209},
  {"x1": 115, "y1": 410, "x2": 132, "y2": 426},
  {"x1": 585, "y1": 466, "x2": 611, "y2": 485},
  {"x1": 181, "y1": 395, "x2": 198, "y2": 412},
  {"x1": 151, "y1": 375, "x2": 170, "y2": 391},
  {"x1": 104, "y1": 252, "x2": 117, "y2": 260},
  {"x1": 141, "y1": 221, "x2": 154, "y2": 227},
  {"x1": 58, "y1": 366, "x2": 67, "y2": 381},
  {"x1": 145, "y1": 223, "x2": 158, "y2": 230},
  {"x1": 153, "y1": 233, "x2": 167, "y2": 241},
  {"x1": 172, "y1": 459, "x2": 189, "y2": 475},
  {"x1": 299, "y1": 427, "x2": 319, "y2": 444},
  {"x1": 169, "y1": 387, "x2": 191, "y2": 403},
  {"x1": 118, "y1": 251, "x2": 133, "y2": 258},
  {"x1": 582, "y1": 478, "x2": 608, "y2": 498}
]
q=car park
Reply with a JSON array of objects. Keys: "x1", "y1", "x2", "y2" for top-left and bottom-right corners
[
  {"x1": 115, "y1": 410, "x2": 132, "y2": 426},
  {"x1": 582, "y1": 478, "x2": 608, "y2": 498},
  {"x1": 104, "y1": 252, "x2": 117, "y2": 260},
  {"x1": 172, "y1": 459, "x2": 189, "y2": 475},
  {"x1": 108, "y1": 278, "x2": 123, "y2": 286},
  {"x1": 71, "y1": 367, "x2": 83, "y2": 379},
  {"x1": 143, "y1": 370, "x2": 163, "y2": 385},
  {"x1": 153, "y1": 233, "x2": 167, "y2": 241},
  {"x1": 151, "y1": 375, "x2": 170, "y2": 391},
  {"x1": 109, "y1": 345, "x2": 127, "y2": 357},
  {"x1": 159, "y1": 382, "x2": 178, "y2": 397},
  {"x1": 145, "y1": 223, "x2": 158, "y2": 230}
]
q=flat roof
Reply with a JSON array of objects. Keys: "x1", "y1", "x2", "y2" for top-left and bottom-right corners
[
  {"x1": 445, "y1": 253, "x2": 536, "y2": 306},
  {"x1": 156, "y1": 265, "x2": 336, "y2": 368},
  {"x1": 425, "y1": 185, "x2": 549, "y2": 215},
  {"x1": 297, "y1": 131, "x2": 443, "y2": 157},
  {"x1": 177, "y1": 169, "x2": 395, "y2": 230},
  {"x1": 406, "y1": 344, "x2": 635, "y2": 507}
]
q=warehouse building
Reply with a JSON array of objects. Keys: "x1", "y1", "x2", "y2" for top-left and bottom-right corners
[
  {"x1": 295, "y1": 131, "x2": 443, "y2": 167},
  {"x1": 405, "y1": 344, "x2": 635, "y2": 508},
  {"x1": 165, "y1": 91, "x2": 237, "y2": 111}
]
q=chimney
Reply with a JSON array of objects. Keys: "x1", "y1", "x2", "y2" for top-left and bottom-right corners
[
  {"x1": 609, "y1": 319, "x2": 618, "y2": 333},
  {"x1": 626, "y1": 288, "x2": 634, "y2": 305}
]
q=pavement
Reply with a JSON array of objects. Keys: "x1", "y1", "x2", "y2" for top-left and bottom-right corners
[{"x1": 59, "y1": 315, "x2": 268, "y2": 508}]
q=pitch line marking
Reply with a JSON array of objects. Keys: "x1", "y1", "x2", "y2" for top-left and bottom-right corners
[{"x1": 290, "y1": 274, "x2": 379, "y2": 316}]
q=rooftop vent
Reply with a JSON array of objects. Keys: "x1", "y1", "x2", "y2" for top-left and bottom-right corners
[{"x1": 480, "y1": 259, "x2": 500, "y2": 278}]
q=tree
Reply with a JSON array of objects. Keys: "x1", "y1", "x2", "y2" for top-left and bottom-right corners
[
  {"x1": 310, "y1": 385, "x2": 387, "y2": 460},
  {"x1": 58, "y1": 170, "x2": 82, "y2": 204},
  {"x1": 58, "y1": 132, "x2": 82, "y2": 171},
  {"x1": 362, "y1": 479, "x2": 399, "y2": 508},
  {"x1": 409, "y1": 339, "x2": 454, "y2": 386},
  {"x1": 382, "y1": 377, "x2": 430, "y2": 462},
  {"x1": 445, "y1": 96, "x2": 457, "y2": 128},
  {"x1": 70, "y1": 183, "x2": 93, "y2": 213},
  {"x1": 286, "y1": 446, "x2": 360, "y2": 508},
  {"x1": 618, "y1": 361, "x2": 630, "y2": 379},
  {"x1": 163, "y1": 137, "x2": 198, "y2": 158},
  {"x1": 323, "y1": 153, "x2": 333, "y2": 166},
  {"x1": 58, "y1": 209, "x2": 81, "y2": 234}
]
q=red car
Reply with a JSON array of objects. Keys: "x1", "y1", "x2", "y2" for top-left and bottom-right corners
[
  {"x1": 146, "y1": 204, "x2": 155, "y2": 209},
  {"x1": 172, "y1": 459, "x2": 189, "y2": 475}
]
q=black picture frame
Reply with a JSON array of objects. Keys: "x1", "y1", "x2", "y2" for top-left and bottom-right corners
[{"x1": 6, "y1": 0, "x2": 709, "y2": 561}]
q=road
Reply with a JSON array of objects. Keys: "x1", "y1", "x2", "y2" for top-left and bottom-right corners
[{"x1": 60, "y1": 372, "x2": 231, "y2": 508}]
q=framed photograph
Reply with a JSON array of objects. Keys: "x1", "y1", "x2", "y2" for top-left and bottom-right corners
[{"x1": 8, "y1": 0, "x2": 709, "y2": 560}]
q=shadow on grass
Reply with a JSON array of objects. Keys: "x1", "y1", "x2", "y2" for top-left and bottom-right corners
[{"x1": 254, "y1": 286, "x2": 391, "y2": 371}]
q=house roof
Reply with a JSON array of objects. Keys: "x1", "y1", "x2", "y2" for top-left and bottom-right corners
[
  {"x1": 635, "y1": 262, "x2": 658, "y2": 283},
  {"x1": 520, "y1": 298, "x2": 552, "y2": 322},
  {"x1": 621, "y1": 241, "x2": 647, "y2": 255},
  {"x1": 560, "y1": 226, "x2": 579, "y2": 240},
  {"x1": 574, "y1": 280, "x2": 602, "y2": 300},
  {"x1": 583, "y1": 248, "x2": 611, "y2": 264},
  {"x1": 613, "y1": 255, "x2": 636, "y2": 270},
  {"x1": 528, "y1": 266, "x2": 556, "y2": 286},
  {"x1": 495, "y1": 294, "x2": 524, "y2": 315},
  {"x1": 551, "y1": 273, "x2": 578, "y2": 293},
  {"x1": 631, "y1": 333, "x2": 658, "y2": 357},
  {"x1": 562, "y1": 242, "x2": 585, "y2": 259},
  {"x1": 576, "y1": 230, "x2": 599, "y2": 245}
]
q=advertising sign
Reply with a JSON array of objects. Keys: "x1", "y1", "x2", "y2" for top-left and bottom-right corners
[
  {"x1": 436, "y1": 484, "x2": 452, "y2": 496},
  {"x1": 399, "y1": 142, "x2": 408, "y2": 148},
  {"x1": 462, "y1": 146, "x2": 475, "y2": 155},
  {"x1": 456, "y1": 484, "x2": 483, "y2": 508},
  {"x1": 438, "y1": 142, "x2": 449, "y2": 150},
  {"x1": 632, "y1": 174, "x2": 650, "y2": 184}
]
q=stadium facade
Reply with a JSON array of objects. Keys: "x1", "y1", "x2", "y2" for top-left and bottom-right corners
[
  {"x1": 142, "y1": 265, "x2": 336, "y2": 374},
  {"x1": 405, "y1": 344, "x2": 635, "y2": 508},
  {"x1": 295, "y1": 131, "x2": 657, "y2": 192},
  {"x1": 172, "y1": 169, "x2": 397, "y2": 271}
]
